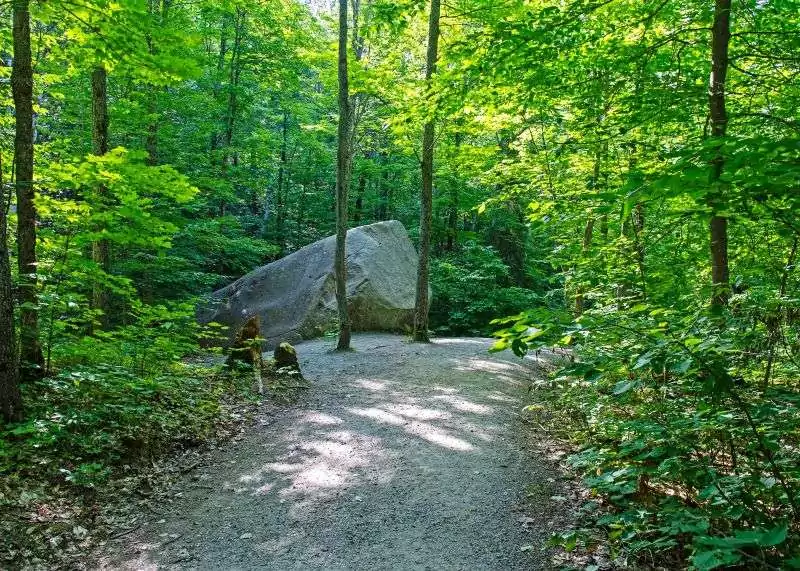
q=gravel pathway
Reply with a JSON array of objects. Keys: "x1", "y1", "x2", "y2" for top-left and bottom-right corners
[{"x1": 104, "y1": 334, "x2": 567, "y2": 570}]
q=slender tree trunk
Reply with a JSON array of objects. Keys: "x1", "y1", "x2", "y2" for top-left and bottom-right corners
[
  {"x1": 275, "y1": 112, "x2": 288, "y2": 251},
  {"x1": 0, "y1": 155, "x2": 22, "y2": 422},
  {"x1": 145, "y1": 0, "x2": 170, "y2": 165},
  {"x1": 222, "y1": 8, "x2": 245, "y2": 168},
  {"x1": 335, "y1": 0, "x2": 353, "y2": 351},
  {"x1": 412, "y1": 0, "x2": 441, "y2": 342},
  {"x1": 91, "y1": 66, "x2": 111, "y2": 329},
  {"x1": 354, "y1": 170, "x2": 366, "y2": 224},
  {"x1": 445, "y1": 132, "x2": 461, "y2": 251},
  {"x1": 575, "y1": 216, "x2": 594, "y2": 316},
  {"x1": 12, "y1": 0, "x2": 42, "y2": 381},
  {"x1": 209, "y1": 18, "x2": 229, "y2": 155},
  {"x1": 709, "y1": 0, "x2": 732, "y2": 309},
  {"x1": 763, "y1": 236, "x2": 798, "y2": 387}
]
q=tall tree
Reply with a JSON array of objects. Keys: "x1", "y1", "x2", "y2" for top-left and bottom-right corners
[
  {"x1": 12, "y1": 0, "x2": 43, "y2": 380},
  {"x1": 412, "y1": 0, "x2": 441, "y2": 343},
  {"x1": 334, "y1": 0, "x2": 352, "y2": 351},
  {"x1": 0, "y1": 158, "x2": 22, "y2": 423},
  {"x1": 708, "y1": 0, "x2": 732, "y2": 309},
  {"x1": 91, "y1": 65, "x2": 111, "y2": 327}
]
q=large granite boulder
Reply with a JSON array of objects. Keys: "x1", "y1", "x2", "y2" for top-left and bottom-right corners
[{"x1": 199, "y1": 220, "x2": 422, "y2": 348}]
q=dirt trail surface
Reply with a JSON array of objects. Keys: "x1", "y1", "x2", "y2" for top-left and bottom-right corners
[{"x1": 104, "y1": 334, "x2": 567, "y2": 570}]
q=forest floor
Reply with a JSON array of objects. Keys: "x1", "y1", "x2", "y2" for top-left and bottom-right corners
[{"x1": 99, "y1": 333, "x2": 578, "y2": 570}]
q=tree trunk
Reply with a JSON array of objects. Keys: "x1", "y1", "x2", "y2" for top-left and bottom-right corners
[
  {"x1": 222, "y1": 8, "x2": 245, "y2": 168},
  {"x1": 91, "y1": 65, "x2": 111, "y2": 329},
  {"x1": 575, "y1": 216, "x2": 594, "y2": 316},
  {"x1": 413, "y1": 0, "x2": 441, "y2": 343},
  {"x1": 709, "y1": 0, "x2": 732, "y2": 309},
  {"x1": 144, "y1": 0, "x2": 171, "y2": 165},
  {"x1": 354, "y1": 170, "x2": 366, "y2": 224},
  {"x1": 275, "y1": 111, "x2": 288, "y2": 250},
  {"x1": 334, "y1": 0, "x2": 353, "y2": 351},
  {"x1": 12, "y1": 0, "x2": 42, "y2": 381},
  {"x1": 209, "y1": 17, "x2": 229, "y2": 155},
  {"x1": 0, "y1": 155, "x2": 22, "y2": 422},
  {"x1": 377, "y1": 155, "x2": 390, "y2": 220},
  {"x1": 445, "y1": 132, "x2": 461, "y2": 251}
]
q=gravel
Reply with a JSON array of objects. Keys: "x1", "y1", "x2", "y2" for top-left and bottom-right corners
[{"x1": 101, "y1": 333, "x2": 568, "y2": 570}]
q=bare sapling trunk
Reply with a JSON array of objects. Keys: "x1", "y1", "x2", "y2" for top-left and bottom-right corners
[
  {"x1": 335, "y1": 0, "x2": 353, "y2": 351},
  {"x1": 12, "y1": 0, "x2": 43, "y2": 381},
  {"x1": 91, "y1": 65, "x2": 111, "y2": 329},
  {"x1": 413, "y1": 0, "x2": 441, "y2": 343},
  {"x1": 709, "y1": 0, "x2": 732, "y2": 310}
]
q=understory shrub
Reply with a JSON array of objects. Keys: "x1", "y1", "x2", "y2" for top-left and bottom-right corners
[
  {"x1": 493, "y1": 299, "x2": 800, "y2": 569},
  {"x1": 430, "y1": 241, "x2": 540, "y2": 335},
  {"x1": 0, "y1": 304, "x2": 257, "y2": 566}
]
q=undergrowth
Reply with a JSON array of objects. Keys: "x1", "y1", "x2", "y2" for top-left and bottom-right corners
[
  {"x1": 494, "y1": 299, "x2": 800, "y2": 570},
  {"x1": 0, "y1": 307, "x2": 264, "y2": 568}
]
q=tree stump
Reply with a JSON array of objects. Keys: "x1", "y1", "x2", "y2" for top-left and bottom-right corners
[
  {"x1": 227, "y1": 315, "x2": 263, "y2": 366},
  {"x1": 274, "y1": 342, "x2": 300, "y2": 373}
]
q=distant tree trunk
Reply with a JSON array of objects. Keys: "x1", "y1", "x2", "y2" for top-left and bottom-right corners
[
  {"x1": 91, "y1": 65, "x2": 111, "y2": 329},
  {"x1": 145, "y1": 0, "x2": 171, "y2": 165},
  {"x1": 12, "y1": 0, "x2": 42, "y2": 381},
  {"x1": 335, "y1": 0, "x2": 353, "y2": 351},
  {"x1": 377, "y1": 154, "x2": 390, "y2": 220},
  {"x1": 632, "y1": 202, "x2": 647, "y2": 299},
  {"x1": 445, "y1": 133, "x2": 461, "y2": 251},
  {"x1": 575, "y1": 216, "x2": 594, "y2": 316},
  {"x1": 275, "y1": 112, "x2": 288, "y2": 250},
  {"x1": 0, "y1": 155, "x2": 22, "y2": 422},
  {"x1": 354, "y1": 169, "x2": 366, "y2": 224},
  {"x1": 223, "y1": 8, "x2": 245, "y2": 166},
  {"x1": 413, "y1": 0, "x2": 441, "y2": 343},
  {"x1": 709, "y1": 0, "x2": 732, "y2": 310},
  {"x1": 209, "y1": 16, "x2": 229, "y2": 155}
]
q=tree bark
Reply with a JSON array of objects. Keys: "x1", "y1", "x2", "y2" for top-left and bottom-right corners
[
  {"x1": 144, "y1": 0, "x2": 171, "y2": 165},
  {"x1": 91, "y1": 65, "x2": 111, "y2": 329},
  {"x1": 335, "y1": 0, "x2": 353, "y2": 351},
  {"x1": 709, "y1": 0, "x2": 732, "y2": 309},
  {"x1": 12, "y1": 0, "x2": 43, "y2": 381},
  {"x1": 354, "y1": 169, "x2": 366, "y2": 224},
  {"x1": 575, "y1": 216, "x2": 594, "y2": 316},
  {"x1": 274, "y1": 111, "x2": 288, "y2": 251},
  {"x1": 222, "y1": 8, "x2": 245, "y2": 168},
  {"x1": 445, "y1": 132, "x2": 461, "y2": 251},
  {"x1": 0, "y1": 154, "x2": 22, "y2": 422},
  {"x1": 209, "y1": 17, "x2": 229, "y2": 155},
  {"x1": 413, "y1": 0, "x2": 441, "y2": 343}
]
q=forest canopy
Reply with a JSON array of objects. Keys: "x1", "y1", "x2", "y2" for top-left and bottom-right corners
[{"x1": 1, "y1": 0, "x2": 800, "y2": 568}]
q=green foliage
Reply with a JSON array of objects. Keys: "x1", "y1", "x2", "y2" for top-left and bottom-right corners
[
  {"x1": 430, "y1": 241, "x2": 540, "y2": 335},
  {"x1": 496, "y1": 300, "x2": 800, "y2": 568}
]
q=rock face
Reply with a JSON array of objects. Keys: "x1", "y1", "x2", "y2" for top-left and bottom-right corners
[{"x1": 199, "y1": 220, "x2": 421, "y2": 348}]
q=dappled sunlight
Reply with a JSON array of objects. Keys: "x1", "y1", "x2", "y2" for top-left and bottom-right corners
[
  {"x1": 107, "y1": 335, "x2": 547, "y2": 569},
  {"x1": 456, "y1": 358, "x2": 521, "y2": 374},
  {"x1": 430, "y1": 385, "x2": 459, "y2": 394},
  {"x1": 485, "y1": 391, "x2": 518, "y2": 404},
  {"x1": 431, "y1": 394, "x2": 493, "y2": 415},
  {"x1": 405, "y1": 421, "x2": 475, "y2": 451},
  {"x1": 386, "y1": 403, "x2": 452, "y2": 421},
  {"x1": 300, "y1": 411, "x2": 344, "y2": 425},
  {"x1": 349, "y1": 406, "x2": 406, "y2": 426},
  {"x1": 348, "y1": 406, "x2": 475, "y2": 451},
  {"x1": 434, "y1": 338, "x2": 491, "y2": 346},
  {"x1": 255, "y1": 483, "x2": 275, "y2": 495},
  {"x1": 227, "y1": 428, "x2": 389, "y2": 508},
  {"x1": 352, "y1": 378, "x2": 390, "y2": 391}
]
